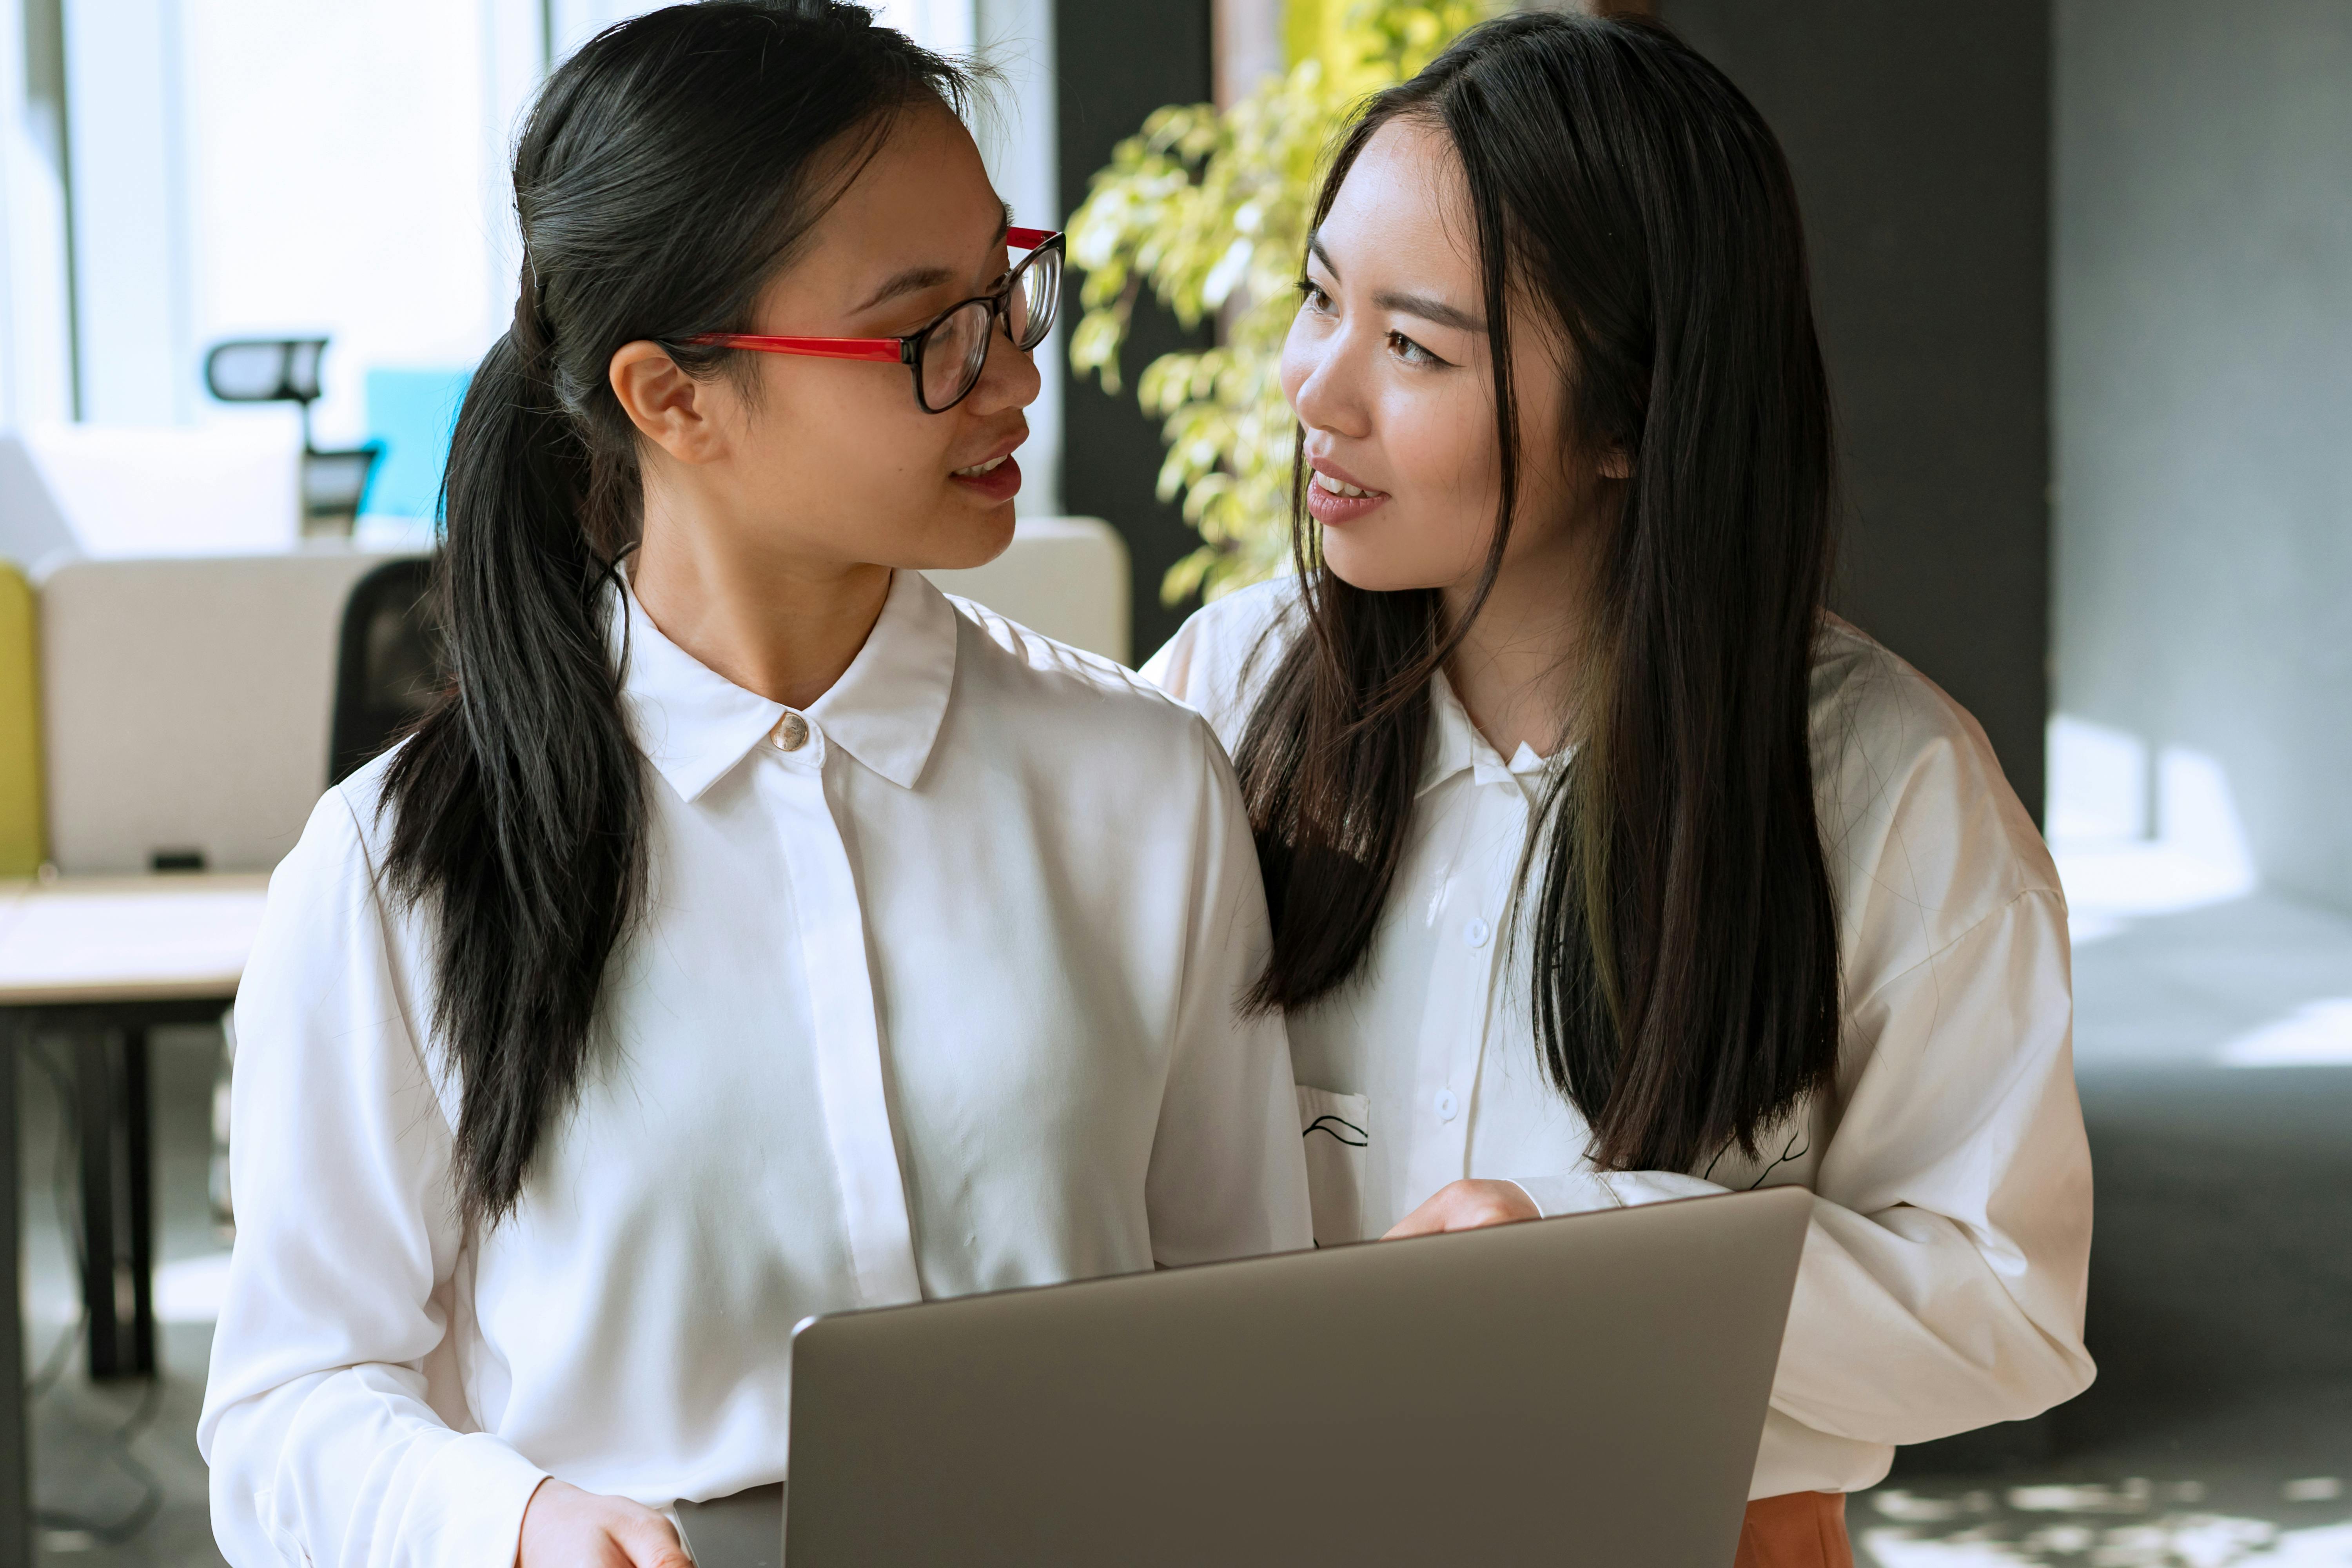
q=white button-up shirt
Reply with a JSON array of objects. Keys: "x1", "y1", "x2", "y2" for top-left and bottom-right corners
[
  {"x1": 200, "y1": 569, "x2": 1313, "y2": 1568},
  {"x1": 1147, "y1": 579, "x2": 2094, "y2": 1500}
]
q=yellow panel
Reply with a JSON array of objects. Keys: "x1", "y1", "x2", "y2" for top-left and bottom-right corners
[{"x1": 0, "y1": 563, "x2": 42, "y2": 875}]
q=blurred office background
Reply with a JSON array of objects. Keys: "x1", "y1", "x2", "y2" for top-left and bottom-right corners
[
  {"x1": 0, "y1": 0, "x2": 2348, "y2": 1564},
  {"x1": 0, "y1": 0, "x2": 1060, "y2": 557}
]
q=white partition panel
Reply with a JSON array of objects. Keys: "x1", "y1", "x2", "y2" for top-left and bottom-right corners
[{"x1": 38, "y1": 548, "x2": 414, "y2": 874}]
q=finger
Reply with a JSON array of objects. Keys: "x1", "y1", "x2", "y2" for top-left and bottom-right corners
[
  {"x1": 1449, "y1": 1197, "x2": 1534, "y2": 1230},
  {"x1": 1485, "y1": 1183, "x2": 1541, "y2": 1225},
  {"x1": 610, "y1": 1510, "x2": 693, "y2": 1568},
  {"x1": 1381, "y1": 1200, "x2": 1452, "y2": 1240}
]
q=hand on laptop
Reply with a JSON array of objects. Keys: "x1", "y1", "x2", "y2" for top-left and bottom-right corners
[
  {"x1": 1382, "y1": 1179, "x2": 1541, "y2": 1238},
  {"x1": 517, "y1": 1477, "x2": 693, "y2": 1568}
]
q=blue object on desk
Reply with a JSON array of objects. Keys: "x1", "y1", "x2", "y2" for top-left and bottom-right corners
[{"x1": 363, "y1": 367, "x2": 472, "y2": 521}]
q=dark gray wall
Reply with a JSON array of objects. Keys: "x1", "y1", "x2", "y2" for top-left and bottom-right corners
[
  {"x1": 1056, "y1": 0, "x2": 1213, "y2": 662},
  {"x1": 2053, "y1": 0, "x2": 2352, "y2": 910},
  {"x1": 1664, "y1": 0, "x2": 2054, "y2": 818}
]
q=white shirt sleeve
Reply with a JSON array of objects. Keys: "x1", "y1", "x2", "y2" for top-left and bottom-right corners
[
  {"x1": 1144, "y1": 727, "x2": 1316, "y2": 1265},
  {"x1": 198, "y1": 792, "x2": 549, "y2": 1568},
  {"x1": 1513, "y1": 887, "x2": 2095, "y2": 1455},
  {"x1": 1138, "y1": 579, "x2": 1296, "y2": 757}
]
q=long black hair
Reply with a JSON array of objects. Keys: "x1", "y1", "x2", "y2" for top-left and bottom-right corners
[
  {"x1": 380, "y1": 2, "x2": 969, "y2": 1226},
  {"x1": 1238, "y1": 12, "x2": 1842, "y2": 1176}
]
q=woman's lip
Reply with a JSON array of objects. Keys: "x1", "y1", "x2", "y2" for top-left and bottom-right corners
[
  {"x1": 949, "y1": 452, "x2": 1022, "y2": 502},
  {"x1": 1305, "y1": 472, "x2": 1387, "y2": 525},
  {"x1": 1306, "y1": 454, "x2": 1385, "y2": 495},
  {"x1": 952, "y1": 426, "x2": 1028, "y2": 475}
]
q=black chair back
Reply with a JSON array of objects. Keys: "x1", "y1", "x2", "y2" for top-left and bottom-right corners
[
  {"x1": 329, "y1": 557, "x2": 445, "y2": 786},
  {"x1": 302, "y1": 446, "x2": 386, "y2": 536}
]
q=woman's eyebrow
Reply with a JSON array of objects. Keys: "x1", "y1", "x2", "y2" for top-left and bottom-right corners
[
  {"x1": 857, "y1": 265, "x2": 955, "y2": 313},
  {"x1": 1308, "y1": 235, "x2": 1485, "y2": 333},
  {"x1": 855, "y1": 206, "x2": 1014, "y2": 314},
  {"x1": 1373, "y1": 289, "x2": 1485, "y2": 334}
]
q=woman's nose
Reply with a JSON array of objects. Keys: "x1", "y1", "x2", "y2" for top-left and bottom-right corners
[
  {"x1": 965, "y1": 318, "x2": 1043, "y2": 415},
  {"x1": 1284, "y1": 327, "x2": 1370, "y2": 441}
]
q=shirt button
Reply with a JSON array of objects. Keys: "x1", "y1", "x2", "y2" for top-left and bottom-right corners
[
  {"x1": 769, "y1": 711, "x2": 810, "y2": 752},
  {"x1": 1434, "y1": 1089, "x2": 1459, "y2": 1122},
  {"x1": 1465, "y1": 917, "x2": 1491, "y2": 949}
]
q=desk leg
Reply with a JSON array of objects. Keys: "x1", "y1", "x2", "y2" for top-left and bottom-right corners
[
  {"x1": 2, "y1": 1018, "x2": 31, "y2": 1566},
  {"x1": 74, "y1": 1027, "x2": 156, "y2": 1381}
]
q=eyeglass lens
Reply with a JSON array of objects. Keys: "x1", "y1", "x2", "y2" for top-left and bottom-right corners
[
  {"x1": 918, "y1": 244, "x2": 1063, "y2": 410},
  {"x1": 921, "y1": 302, "x2": 993, "y2": 410},
  {"x1": 1007, "y1": 246, "x2": 1060, "y2": 352}
]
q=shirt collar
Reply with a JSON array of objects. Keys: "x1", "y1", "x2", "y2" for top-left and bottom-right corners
[
  {"x1": 1420, "y1": 668, "x2": 1561, "y2": 798},
  {"x1": 806, "y1": 568, "x2": 959, "y2": 789},
  {"x1": 613, "y1": 566, "x2": 958, "y2": 802}
]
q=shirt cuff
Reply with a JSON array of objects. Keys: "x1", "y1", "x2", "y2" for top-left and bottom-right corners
[
  {"x1": 410, "y1": 1431, "x2": 550, "y2": 1568},
  {"x1": 1507, "y1": 1169, "x2": 1731, "y2": 1218}
]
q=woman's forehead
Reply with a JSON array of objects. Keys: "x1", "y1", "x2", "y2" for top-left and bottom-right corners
[
  {"x1": 829, "y1": 103, "x2": 996, "y2": 234},
  {"x1": 773, "y1": 106, "x2": 1004, "y2": 315},
  {"x1": 1323, "y1": 119, "x2": 1478, "y2": 289}
]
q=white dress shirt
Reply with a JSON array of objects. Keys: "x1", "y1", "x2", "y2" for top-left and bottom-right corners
[
  {"x1": 1146, "y1": 579, "x2": 2095, "y2": 1499},
  {"x1": 200, "y1": 568, "x2": 1313, "y2": 1568}
]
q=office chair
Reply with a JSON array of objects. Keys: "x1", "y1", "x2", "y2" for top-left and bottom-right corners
[
  {"x1": 328, "y1": 557, "x2": 444, "y2": 786},
  {"x1": 203, "y1": 337, "x2": 383, "y2": 538}
]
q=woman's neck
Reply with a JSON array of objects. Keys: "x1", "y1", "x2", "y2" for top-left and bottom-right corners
[
  {"x1": 1437, "y1": 513, "x2": 1608, "y2": 762},
  {"x1": 630, "y1": 488, "x2": 893, "y2": 712}
]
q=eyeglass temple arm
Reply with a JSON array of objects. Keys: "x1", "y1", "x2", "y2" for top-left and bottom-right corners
[
  {"x1": 689, "y1": 234, "x2": 1057, "y2": 358},
  {"x1": 690, "y1": 334, "x2": 910, "y2": 363}
]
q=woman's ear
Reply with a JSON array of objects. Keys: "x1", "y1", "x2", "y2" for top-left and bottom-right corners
[
  {"x1": 610, "y1": 341, "x2": 728, "y2": 464},
  {"x1": 1597, "y1": 444, "x2": 1633, "y2": 482}
]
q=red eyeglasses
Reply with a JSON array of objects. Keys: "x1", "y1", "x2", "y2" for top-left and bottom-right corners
[{"x1": 688, "y1": 227, "x2": 1064, "y2": 414}]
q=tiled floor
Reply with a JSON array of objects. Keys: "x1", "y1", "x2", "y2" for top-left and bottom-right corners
[{"x1": 17, "y1": 895, "x2": 2352, "y2": 1566}]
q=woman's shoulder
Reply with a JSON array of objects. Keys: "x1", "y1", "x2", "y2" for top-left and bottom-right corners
[
  {"x1": 258, "y1": 746, "x2": 408, "y2": 918},
  {"x1": 941, "y1": 593, "x2": 1230, "y2": 769},
  {"x1": 1807, "y1": 615, "x2": 2062, "y2": 985},
  {"x1": 234, "y1": 748, "x2": 421, "y2": 1023},
  {"x1": 1138, "y1": 575, "x2": 1306, "y2": 750}
]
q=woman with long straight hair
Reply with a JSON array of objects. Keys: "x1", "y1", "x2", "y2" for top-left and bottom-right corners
[
  {"x1": 199, "y1": 6, "x2": 1309, "y2": 1563},
  {"x1": 1148, "y1": 13, "x2": 2092, "y2": 1563}
]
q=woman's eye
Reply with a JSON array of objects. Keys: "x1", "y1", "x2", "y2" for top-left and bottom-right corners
[
  {"x1": 1389, "y1": 331, "x2": 1442, "y2": 367},
  {"x1": 1296, "y1": 280, "x2": 1332, "y2": 314}
]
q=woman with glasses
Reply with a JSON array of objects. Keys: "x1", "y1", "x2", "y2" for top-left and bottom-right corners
[
  {"x1": 198, "y1": 6, "x2": 1310, "y2": 1564},
  {"x1": 1148, "y1": 14, "x2": 2092, "y2": 1565}
]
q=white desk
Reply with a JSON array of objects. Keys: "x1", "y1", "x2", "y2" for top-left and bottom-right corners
[
  {"x1": 0, "y1": 870, "x2": 270, "y2": 1546},
  {"x1": 0, "y1": 873, "x2": 267, "y2": 1005}
]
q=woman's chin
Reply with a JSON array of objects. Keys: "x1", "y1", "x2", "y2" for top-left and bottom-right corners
[
  {"x1": 1319, "y1": 533, "x2": 1460, "y2": 596},
  {"x1": 911, "y1": 502, "x2": 1017, "y2": 573}
]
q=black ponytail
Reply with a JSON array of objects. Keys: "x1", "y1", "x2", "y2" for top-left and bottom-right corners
[{"x1": 380, "y1": 2, "x2": 970, "y2": 1226}]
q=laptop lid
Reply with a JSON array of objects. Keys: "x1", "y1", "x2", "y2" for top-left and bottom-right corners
[{"x1": 775, "y1": 1185, "x2": 1810, "y2": 1567}]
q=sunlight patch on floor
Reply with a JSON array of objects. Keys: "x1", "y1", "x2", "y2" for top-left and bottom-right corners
[{"x1": 1859, "y1": 1485, "x2": 2352, "y2": 1567}]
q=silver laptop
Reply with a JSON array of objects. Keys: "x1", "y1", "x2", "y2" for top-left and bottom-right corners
[{"x1": 677, "y1": 1184, "x2": 1809, "y2": 1567}]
